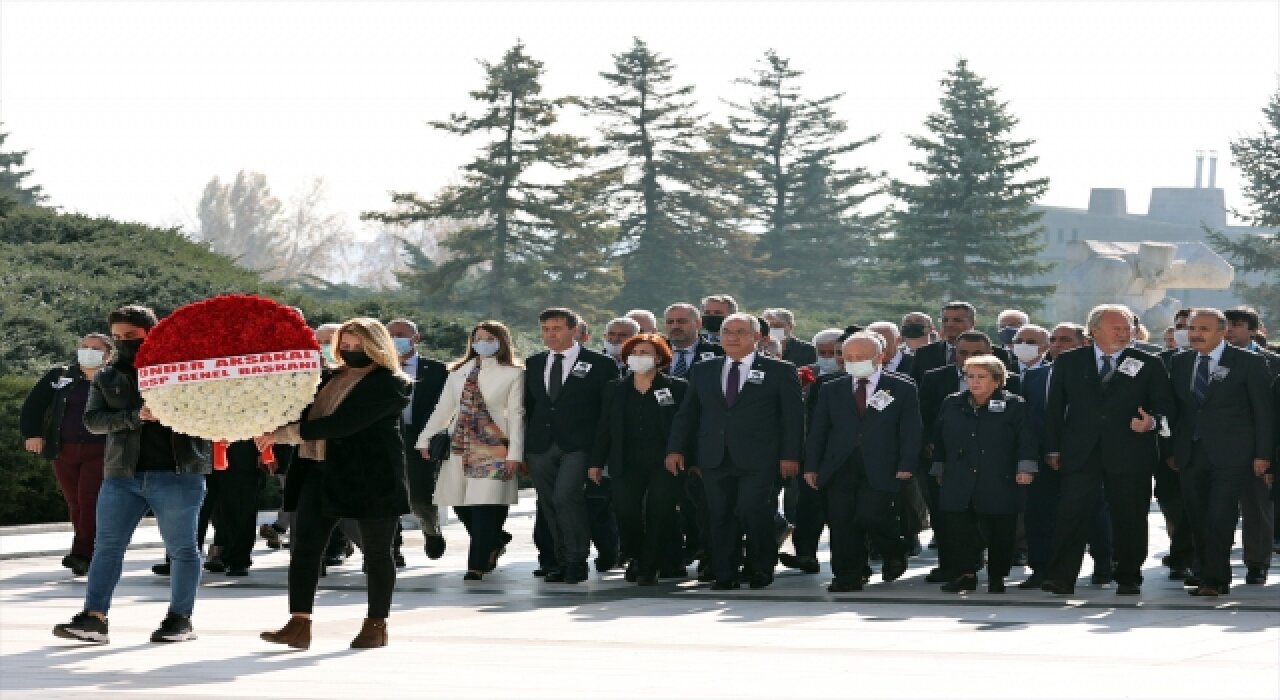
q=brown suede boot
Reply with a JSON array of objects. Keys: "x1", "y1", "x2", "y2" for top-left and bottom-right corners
[
  {"x1": 260, "y1": 617, "x2": 311, "y2": 649},
  {"x1": 350, "y1": 618, "x2": 387, "y2": 648}
]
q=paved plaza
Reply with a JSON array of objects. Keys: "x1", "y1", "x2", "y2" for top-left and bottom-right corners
[{"x1": 1, "y1": 492, "x2": 1277, "y2": 699}]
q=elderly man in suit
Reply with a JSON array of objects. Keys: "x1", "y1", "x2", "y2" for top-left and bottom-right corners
[
  {"x1": 1041, "y1": 304, "x2": 1174, "y2": 596},
  {"x1": 764, "y1": 308, "x2": 818, "y2": 368},
  {"x1": 667, "y1": 313, "x2": 804, "y2": 590},
  {"x1": 805, "y1": 332, "x2": 921, "y2": 592},
  {"x1": 524, "y1": 308, "x2": 620, "y2": 584},
  {"x1": 1170, "y1": 308, "x2": 1274, "y2": 595},
  {"x1": 387, "y1": 319, "x2": 450, "y2": 564},
  {"x1": 910, "y1": 302, "x2": 1014, "y2": 383}
]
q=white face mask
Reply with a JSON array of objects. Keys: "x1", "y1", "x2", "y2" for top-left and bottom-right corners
[
  {"x1": 769, "y1": 327, "x2": 787, "y2": 342},
  {"x1": 472, "y1": 339, "x2": 500, "y2": 357},
  {"x1": 627, "y1": 355, "x2": 656, "y2": 373},
  {"x1": 1173, "y1": 329, "x2": 1190, "y2": 348},
  {"x1": 602, "y1": 341, "x2": 620, "y2": 357},
  {"x1": 77, "y1": 348, "x2": 106, "y2": 368},
  {"x1": 847, "y1": 359, "x2": 876, "y2": 378},
  {"x1": 815, "y1": 357, "x2": 839, "y2": 375},
  {"x1": 1012, "y1": 344, "x2": 1042, "y2": 364}
]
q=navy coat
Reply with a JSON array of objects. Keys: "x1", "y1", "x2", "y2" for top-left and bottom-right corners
[
  {"x1": 804, "y1": 372, "x2": 921, "y2": 492},
  {"x1": 931, "y1": 389, "x2": 1038, "y2": 515}
]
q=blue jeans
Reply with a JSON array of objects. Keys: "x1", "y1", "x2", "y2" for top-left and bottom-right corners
[{"x1": 84, "y1": 472, "x2": 206, "y2": 617}]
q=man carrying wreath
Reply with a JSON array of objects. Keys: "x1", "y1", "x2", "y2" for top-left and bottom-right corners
[{"x1": 53, "y1": 305, "x2": 211, "y2": 645}]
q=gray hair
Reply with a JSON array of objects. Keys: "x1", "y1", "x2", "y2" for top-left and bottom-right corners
[
  {"x1": 866, "y1": 321, "x2": 899, "y2": 341},
  {"x1": 625, "y1": 309, "x2": 656, "y2": 327},
  {"x1": 762, "y1": 308, "x2": 795, "y2": 327},
  {"x1": 843, "y1": 331, "x2": 885, "y2": 357},
  {"x1": 1189, "y1": 307, "x2": 1228, "y2": 330},
  {"x1": 998, "y1": 309, "x2": 1030, "y2": 326},
  {"x1": 700, "y1": 294, "x2": 739, "y2": 314},
  {"x1": 1014, "y1": 324, "x2": 1049, "y2": 343},
  {"x1": 722, "y1": 312, "x2": 759, "y2": 333},
  {"x1": 607, "y1": 317, "x2": 642, "y2": 334},
  {"x1": 387, "y1": 318, "x2": 419, "y2": 336},
  {"x1": 1086, "y1": 304, "x2": 1135, "y2": 332},
  {"x1": 664, "y1": 302, "x2": 700, "y2": 320},
  {"x1": 812, "y1": 328, "x2": 844, "y2": 346}
]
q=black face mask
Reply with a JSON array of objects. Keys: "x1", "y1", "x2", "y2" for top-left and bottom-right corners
[
  {"x1": 116, "y1": 338, "x2": 144, "y2": 364},
  {"x1": 701, "y1": 315, "x2": 724, "y2": 333},
  {"x1": 340, "y1": 349, "x2": 374, "y2": 368},
  {"x1": 901, "y1": 323, "x2": 927, "y2": 340},
  {"x1": 997, "y1": 327, "x2": 1019, "y2": 346}
]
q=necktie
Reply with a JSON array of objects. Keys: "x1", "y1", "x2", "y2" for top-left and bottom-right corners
[
  {"x1": 549, "y1": 353, "x2": 564, "y2": 401},
  {"x1": 854, "y1": 377, "x2": 868, "y2": 417},
  {"x1": 725, "y1": 361, "x2": 741, "y2": 407},
  {"x1": 1099, "y1": 354, "x2": 1112, "y2": 378},
  {"x1": 1193, "y1": 355, "x2": 1210, "y2": 404},
  {"x1": 672, "y1": 349, "x2": 689, "y2": 377}
]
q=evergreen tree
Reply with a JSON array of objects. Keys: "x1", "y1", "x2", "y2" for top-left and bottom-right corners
[
  {"x1": 368, "y1": 42, "x2": 616, "y2": 319},
  {"x1": 0, "y1": 125, "x2": 46, "y2": 206},
  {"x1": 587, "y1": 37, "x2": 752, "y2": 311},
  {"x1": 728, "y1": 50, "x2": 884, "y2": 313},
  {"x1": 1206, "y1": 89, "x2": 1280, "y2": 321},
  {"x1": 881, "y1": 59, "x2": 1052, "y2": 313}
]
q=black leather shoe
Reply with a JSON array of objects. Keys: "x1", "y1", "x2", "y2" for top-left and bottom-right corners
[
  {"x1": 64, "y1": 555, "x2": 90, "y2": 576},
  {"x1": 463, "y1": 571, "x2": 483, "y2": 581},
  {"x1": 882, "y1": 559, "x2": 908, "y2": 583},
  {"x1": 1184, "y1": 575, "x2": 1202, "y2": 587},
  {"x1": 1040, "y1": 579, "x2": 1075, "y2": 595},
  {"x1": 778, "y1": 553, "x2": 821, "y2": 574},
  {"x1": 1019, "y1": 572, "x2": 1045, "y2": 589},
  {"x1": 424, "y1": 535, "x2": 446, "y2": 560},
  {"x1": 659, "y1": 566, "x2": 688, "y2": 579},
  {"x1": 827, "y1": 578, "x2": 864, "y2": 593},
  {"x1": 225, "y1": 566, "x2": 249, "y2": 577},
  {"x1": 1116, "y1": 582, "x2": 1140, "y2": 595},
  {"x1": 1245, "y1": 567, "x2": 1267, "y2": 585},
  {"x1": 907, "y1": 535, "x2": 923, "y2": 558},
  {"x1": 636, "y1": 574, "x2": 658, "y2": 586},
  {"x1": 203, "y1": 556, "x2": 226, "y2": 574},
  {"x1": 594, "y1": 554, "x2": 618, "y2": 573},
  {"x1": 988, "y1": 578, "x2": 1006, "y2": 593},
  {"x1": 1189, "y1": 584, "x2": 1228, "y2": 597},
  {"x1": 543, "y1": 569, "x2": 566, "y2": 582},
  {"x1": 709, "y1": 579, "x2": 740, "y2": 591},
  {"x1": 393, "y1": 552, "x2": 407, "y2": 569},
  {"x1": 1168, "y1": 567, "x2": 1192, "y2": 581},
  {"x1": 924, "y1": 568, "x2": 953, "y2": 583},
  {"x1": 151, "y1": 562, "x2": 171, "y2": 576},
  {"x1": 748, "y1": 573, "x2": 773, "y2": 589},
  {"x1": 624, "y1": 560, "x2": 639, "y2": 583},
  {"x1": 1012, "y1": 549, "x2": 1029, "y2": 567},
  {"x1": 323, "y1": 555, "x2": 345, "y2": 567},
  {"x1": 697, "y1": 568, "x2": 716, "y2": 583},
  {"x1": 563, "y1": 562, "x2": 588, "y2": 584},
  {"x1": 941, "y1": 574, "x2": 977, "y2": 592},
  {"x1": 1091, "y1": 568, "x2": 1114, "y2": 586}
]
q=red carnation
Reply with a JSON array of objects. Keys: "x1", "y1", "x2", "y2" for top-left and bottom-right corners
[{"x1": 797, "y1": 366, "x2": 816, "y2": 386}]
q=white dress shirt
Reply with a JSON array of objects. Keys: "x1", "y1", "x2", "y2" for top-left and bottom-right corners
[
  {"x1": 543, "y1": 343, "x2": 581, "y2": 393},
  {"x1": 720, "y1": 352, "x2": 756, "y2": 397}
]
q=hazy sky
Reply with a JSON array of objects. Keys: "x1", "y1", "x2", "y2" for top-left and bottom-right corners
[{"x1": 2, "y1": 1, "x2": 1277, "y2": 238}]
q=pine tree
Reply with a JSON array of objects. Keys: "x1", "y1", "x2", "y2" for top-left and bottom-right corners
[
  {"x1": 728, "y1": 50, "x2": 885, "y2": 313},
  {"x1": 0, "y1": 125, "x2": 47, "y2": 206},
  {"x1": 367, "y1": 42, "x2": 616, "y2": 320},
  {"x1": 1206, "y1": 89, "x2": 1280, "y2": 321},
  {"x1": 588, "y1": 37, "x2": 752, "y2": 312},
  {"x1": 881, "y1": 59, "x2": 1052, "y2": 314}
]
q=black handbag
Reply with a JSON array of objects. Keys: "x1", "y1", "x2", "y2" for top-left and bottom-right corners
[{"x1": 426, "y1": 430, "x2": 452, "y2": 462}]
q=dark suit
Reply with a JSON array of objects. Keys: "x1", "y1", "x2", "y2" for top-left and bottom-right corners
[
  {"x1": 1239, "y1": 344, "x2": 1279, "y2": 574},
  {"x1": 886, "y1": 351, "x2": 914, "y2": 377},
  {"x1": 932, "y1": 390, "x2": 1037, "y2": 578},
  {"x1": 1170, "y1": 344, "x2": 1275, "y2": 587},
  {"x1": 1043, "y1": 346, "x2": 1174, "y2": 586},
  {"x1": 909, "y1": 339, "x2": 1014, "y2": 383},
  {"x1": 523, "y1": 347, "x2": 619, "y2": 570},
  {"x1": 668, "y1": 354, "x2": 804, "y2": 583},
  {"x1": 781, "y1": 338, "x2": 818, "y2": 368},
  {"x1": 667, "y1": 340, "x2": 724, "y2": 379},
  {"x1": 805, "y1": 372, "x2": 920, "y2": 581},
  {"x1": 791, "y1": 369, "x2": 848, "y2": 559},
  {"x1": 591, "y1": 372, "x2": 689, "y2": 575},
  {"x1": 1020, "y1": 365, "x2": 1112, "y2": 577},
  {"x1": 402, "y1": 355, "x2": 449, "y2": 535}
]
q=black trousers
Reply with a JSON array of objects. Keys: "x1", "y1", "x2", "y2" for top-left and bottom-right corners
[
  {"x1": 454, "y1": 504, "x2": 510, "y2": 572},
  {"x1": 532, "y1": 504, "x2": 557, "y2": 570},
  {"x1": 1024, "y1": 466, "x2": 1113, "y2": 574},
  {"x1": 702, "y1": 457, "x2": 776, "y2": 583},
  {"x1": 210, "y1": 456, "x2": 264, "y2": 569},
  {"x1": 585, "y1": 476, "x2": 619, "y2": 565},
  {"x1": 792, "y1": 474, "x2": 826, "y2": 558},
  {"x1": 942, "y1": 508, "x2": 1017, "y2": 578},
  {"x1": 1048, "y1": 456, "x2": 1151, "y2": 586},
  {"x1": 1181, "y1": 442, "x2": 1251, "y2": 587},
  {"x1": 612, "y1": 464, "x2": 684, "y2": 574},
  {"x1": 823, "y1": 451, "x2": 903, "y2": 582},
  {"x1": 288, "y1": 474, "x2": 399, "y2": 618},
  {"x1": 1154, "y1": 459, "x2": 1196, "y2": 569}
]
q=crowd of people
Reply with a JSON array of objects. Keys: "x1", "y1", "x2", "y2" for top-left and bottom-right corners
[{"x1": 21, "y1": 295, "x2": 1278, "y2": 649}]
